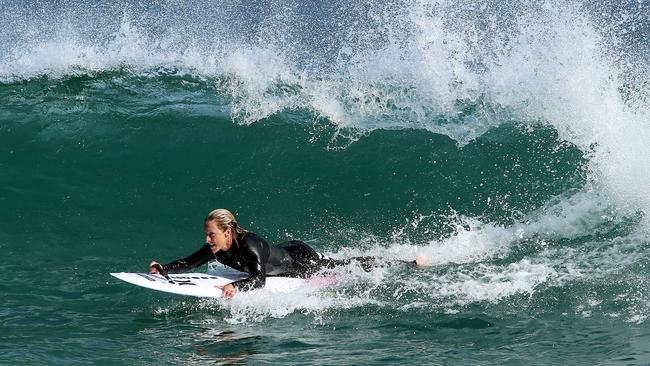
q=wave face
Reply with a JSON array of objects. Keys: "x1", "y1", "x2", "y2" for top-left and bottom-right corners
[{"x1": 1, "y1": 1, "x2": 649, "y2": 365}]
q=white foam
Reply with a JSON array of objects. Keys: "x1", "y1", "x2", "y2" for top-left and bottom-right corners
[{"x1": 193, "y1": 267, "x2": 386, "y2": 324}]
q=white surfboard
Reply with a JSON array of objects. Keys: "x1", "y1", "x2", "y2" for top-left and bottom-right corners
[{"x1": 110, "y1": 272, "x2": 336, "y2": 298}]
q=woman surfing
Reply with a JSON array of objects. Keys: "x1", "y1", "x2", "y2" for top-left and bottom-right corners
[{"x1": 148, "y1": 209, "x2": 428, "y2": 298}]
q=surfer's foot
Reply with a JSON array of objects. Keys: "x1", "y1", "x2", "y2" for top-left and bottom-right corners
[{"x1": 414, "y1": 255, "x2": 431, "y2": 267}]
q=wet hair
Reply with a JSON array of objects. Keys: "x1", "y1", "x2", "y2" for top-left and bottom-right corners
[{"x1": 204, "y1": 208, "x2": 248, "y2": 235}]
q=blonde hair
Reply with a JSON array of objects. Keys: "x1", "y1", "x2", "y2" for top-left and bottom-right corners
[{"x1": 205, "y1": 208, "x2": 248, "y2": 235}]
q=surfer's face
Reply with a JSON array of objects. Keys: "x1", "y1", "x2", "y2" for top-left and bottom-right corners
[{"x1": 204, "y1": 221, "x2": 232, "y2": 253}]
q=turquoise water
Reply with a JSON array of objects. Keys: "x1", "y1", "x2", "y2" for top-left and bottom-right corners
[{"x1": 2, "y1": 1, "x2": 649, "y2": 364}]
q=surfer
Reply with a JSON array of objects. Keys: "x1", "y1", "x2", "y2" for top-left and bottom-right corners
[{"x1": 148, "y1": 209, "x2": 426, "y2": 298}]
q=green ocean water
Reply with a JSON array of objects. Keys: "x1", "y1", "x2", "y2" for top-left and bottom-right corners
[{"x1": 2, "y1": 0, "x2": 650, "y2": 364}]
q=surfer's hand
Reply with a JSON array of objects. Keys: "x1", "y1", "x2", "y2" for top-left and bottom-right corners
[
  {"x1": 148, "y1": 261, "x2": 161, "y2": 274},
  {"x1": 217, "y1": 283, "x2": 237, "y2": 298}
]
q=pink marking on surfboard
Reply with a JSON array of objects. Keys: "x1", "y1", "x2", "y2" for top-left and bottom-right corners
[{"x1": 306, "y1": 275, "x2": 337, "y2": 286}]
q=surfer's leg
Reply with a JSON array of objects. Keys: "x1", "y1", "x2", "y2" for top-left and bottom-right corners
[
  {"x1": 278, "y1": 242, "x2": 379, "y2": 274},
  {"x1": 278, "y1": 241, "x2": 322, "y2": 276},
  {"x1": 320, "y1": 255, "x2": 420, "y2": 271},
  {"x1": 279, "y1": 241, "x2": 423, "y2": 274},
  {"x1": 316, "y1": 255, "x2": 378, "y2": 272}
]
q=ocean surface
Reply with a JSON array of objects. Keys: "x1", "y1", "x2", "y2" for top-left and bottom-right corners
[{"x1": 1, "y1": 0, "x2": 649, "y2": 364}]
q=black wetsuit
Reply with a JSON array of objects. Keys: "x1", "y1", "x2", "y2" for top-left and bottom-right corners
[{"x1": 160, "y1": 232, "x2": 357, "y2": 291}]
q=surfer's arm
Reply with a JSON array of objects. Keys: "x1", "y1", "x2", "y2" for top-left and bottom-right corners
[{"x1": 158, "y1": 244, "x2": 214, "y2": 274}]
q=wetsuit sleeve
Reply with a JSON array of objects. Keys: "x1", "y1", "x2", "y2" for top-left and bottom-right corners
[
  {"x1": 161, "y1": 244, "x2": 214, "y2": 274},
  {"x1": 230, "y1": 238, "x2": 267, "y2": 291}
]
